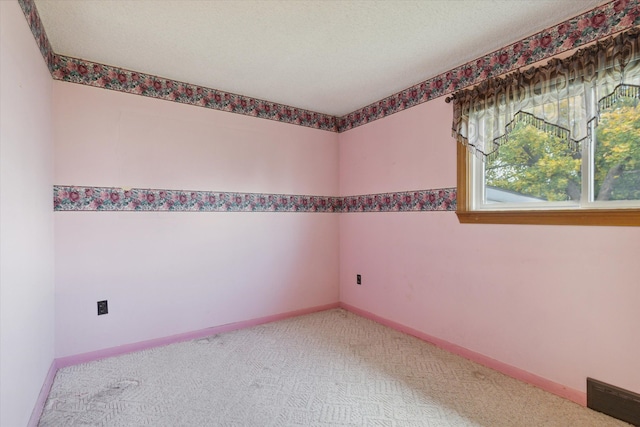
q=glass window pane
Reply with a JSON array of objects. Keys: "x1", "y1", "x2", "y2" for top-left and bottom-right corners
[
  {"x1": 484, "y1": 123, "x2": 582, "y2": 204},
  {"x1": 594, "y1": 98, "x2": 640, "y2": 202}
]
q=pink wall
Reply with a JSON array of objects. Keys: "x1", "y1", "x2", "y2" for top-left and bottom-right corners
[
  {"x1": 0, "y1": 2, "x2": 55, "y2": 426},
  {"x1": 339, "y1": 98, "x2": 455, "y2": 195},
  {"x1": 54, "y1": 83, "x2": 338, "y2": 194},
  {"x1": 54, "y1": 69, "x2": 640, "y2": 398},
  {"x1": 6, "y1": 1, "x2": 638, "y2": 422},
  {"x1": 53, "y1": 82, "x2": 340, "y2": 357},
  {"x1": 339, "y1": 97, "x2": 640, "y2": 396}
]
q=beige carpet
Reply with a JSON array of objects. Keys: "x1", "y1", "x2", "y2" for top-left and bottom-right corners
[{"x1": 39, "y1": 309, "x2": 629, "y2": 426}]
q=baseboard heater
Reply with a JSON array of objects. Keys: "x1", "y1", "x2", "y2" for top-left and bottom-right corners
[{"x1": 587, "y1": 377, "x2": 640, "y2": 426}]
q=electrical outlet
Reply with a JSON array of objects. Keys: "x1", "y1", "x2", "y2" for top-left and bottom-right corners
[
  {"x1": 357, "y1": 274, "x2": 362, "y2": 285},
  {"x1": 97, "y1": 300, "x2": 108, "y2": 315}
]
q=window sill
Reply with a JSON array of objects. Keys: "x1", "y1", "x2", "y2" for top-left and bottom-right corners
[
  {"x1": 456, "y1": 141, "x2": 640, "y2": 226},
  {"x1": 456, "y1": 208, "x2": 640, "y2": 226}
]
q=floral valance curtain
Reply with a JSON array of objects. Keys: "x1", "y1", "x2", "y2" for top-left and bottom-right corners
[{"x1": 448, "y1": 27, "x2": 640, "y2": 159}]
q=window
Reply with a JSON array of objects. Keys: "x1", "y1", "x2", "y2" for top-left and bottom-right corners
[{"x1": 450, "y1": 28, "x2": 640, "y2": 226}]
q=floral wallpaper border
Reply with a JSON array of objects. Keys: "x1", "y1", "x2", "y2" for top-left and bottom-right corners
[
  {"x1": 54, "y1": 186, "x2": 456, "y2": 213},
  {"x1": 18, "y1": 0, "x2": 640, "y2": 133},
  {"x1": 50, "y1": 54, "x2": 339, "y2": 132},
  {"x1": 18, "y1": 0, "x2": 55, "y2": 73},
  {"x1": 17, "y1": 0, "x2": 337, "y2": 132},
  {"x1": 337, "y1": 0, "x2": 640, "y2": 132},
  {"x1": 342, "y1": 188, "x2": 456, "y2": 213}
]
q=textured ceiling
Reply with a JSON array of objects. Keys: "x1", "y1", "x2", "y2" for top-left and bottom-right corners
[{"x1": 34, "y1": 0, "x2": 605, "y2": 116}]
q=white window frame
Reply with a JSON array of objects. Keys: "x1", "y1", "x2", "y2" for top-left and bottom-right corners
[
  {"x1": 453, "y1": 30, "x2": 640, "y2": 226},
  {"x1": 456, "y1": 144, "x2": 640, "y2": 227},
  {"x1": 471, "y1": 138, "x2": 640, "y2": 212}
]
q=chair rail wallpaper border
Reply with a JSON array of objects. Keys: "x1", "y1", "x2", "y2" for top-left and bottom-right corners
[
  {"x1": 342, "y1": 188, "x2": 456, "y2": 212},
  {"x1": 53, "y1": 185, "x2": 457, "y2": 213}
]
